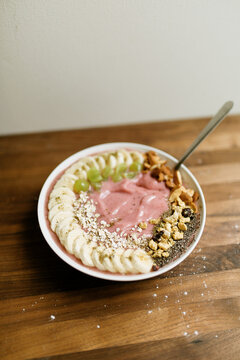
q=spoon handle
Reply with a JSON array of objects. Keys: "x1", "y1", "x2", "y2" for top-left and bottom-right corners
[{"x1": 175, "y1": 101, "x2": 234, "y2": 170}]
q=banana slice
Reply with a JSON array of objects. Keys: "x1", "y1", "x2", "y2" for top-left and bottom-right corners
[
  {"x1": 121, "y1": 249, "x2": 136, "y2": 273},
  {"x1": 72, "y1": 235, "x2": 86, "y2": 257},
  {"x1": 55, "y1": 215, "x2": 75, "y2": 235},
  {"x1": 55, "y1": 174, "x2": 78, "y2": 189},
  {"x1": 64, "y1": 229, "x2": 85, "y2": 254},
  {"x1": 92, "y1": 247, "x2": 106, "y2": 271},
  {"x1": 131, "y1": 249, "x2": 153, "y2": 273},
  {"x1": 95, "y1": 155, "x2": 106, "y2": 170},
  {"x1": 116, "y1": 151, "x2": 124, "y2": 165},
  {"x1": 80, "y1": 242, "x2": 95, "y2": 267},
  {"x1": 57, "y1": 226, "x2": 72, "y2": 245},
  {"x1": 131, "y1": 151, "x2": 144, "y2": 163},
  {"x1": 102, "y1": 248, "x2": 116, "y2": 273},
  {"x1": 68, "y1": 165, "x2": 88, "y2": 179},
  {"x1": 50, "y1": 211, "x2": 73, "y2": 232},
  {"x1": 112, "y1": 248, "x2": 126, "y2": 273},
  {"x1": 48, "y1": 203, "x2": 72, "y2": 222},
  {"x1": 66, "y1": 160, "x2": 85, "y2": 174},
  {"x1": 120, "y1": 149, "x2": 133, "y2": 166},
  {"x1": 55, "y1": 217, "x2": 78, "y2": 242},
  {"x1": 50, "y1": 187, "x2": 75, "y2": 199},
  {"x1": 48, "y1": 194, "x2": 74, "y2": 210},
  {"x1": 85, "y1": 157, "x2": 100, "y2": 170},
  {"x1": 108, "y1": 154, "x2": 117, "y2": 168}
]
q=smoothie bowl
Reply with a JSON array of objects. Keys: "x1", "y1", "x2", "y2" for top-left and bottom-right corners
[{"x1": 38, "y1": 143, "x2": 206, "y2": 281}]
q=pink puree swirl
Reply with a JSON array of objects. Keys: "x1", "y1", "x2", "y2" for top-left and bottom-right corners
[{"x1": 89, "y1": 172, "x2": 170, "y2": 237}]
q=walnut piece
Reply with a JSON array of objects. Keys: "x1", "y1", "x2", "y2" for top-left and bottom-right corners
[
  {"x1": 173, "y1": 170, "x2": 182, "y2": 186},
  {"x1": 139, "y1": 221, "x2": 147, "y2": 229},
  {"x1": 178, "y1": 222, "x2": 187, "y2": 231},
  {"x1": 172, "y1": 231, "x2": 184, "y2": 240},
  {"x1": 149, "y1": 240, "x2": 158, "y2": 251},
  {"x1": 179, "y1": 191, "x2": 193, "y2": 204}
]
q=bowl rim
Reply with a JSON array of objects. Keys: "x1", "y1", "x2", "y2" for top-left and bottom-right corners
[{"x1": 37, "y1": 142, "x2": 206, "y2": 281}]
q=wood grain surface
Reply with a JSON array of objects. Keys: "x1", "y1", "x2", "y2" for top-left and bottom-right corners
[{"x1": 0, "y1": 115, "x2": 240, "y2": 360}]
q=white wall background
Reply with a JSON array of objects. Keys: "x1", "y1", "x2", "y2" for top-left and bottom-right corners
[{"x1": 0, "y1": 0, "x2": 239, "y2": 135}]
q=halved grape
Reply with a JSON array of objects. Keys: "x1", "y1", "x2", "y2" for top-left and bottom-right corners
[
  {"x1": 73, "y1": 179, "x2": 89, "y2": 193},
  {"x1": 129, "y1": 162, "x2": 142, "y2": 173},
  {"x1": 112, "y1": 172, "x2": 122, "y2": 182},
  {"x1": 87, "y1": 168, "x2": 102, "y2": 183},
  {"x1": 91, "y1": 182, "x2": 102, "y2": 191},
  {"x1": 115, "y1": 163, "x2": 127, "y2": 173},
  {"x1": 124, "y1": 172, "x2": 136, "y2": 179},
  {"x1": 102, "y1": 166, "x2": 114, "y2": 179}
]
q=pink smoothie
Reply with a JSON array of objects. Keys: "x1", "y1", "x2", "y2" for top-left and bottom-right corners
[{"x1": 89, "y1": 172, "x2": 170, "y2": 236}]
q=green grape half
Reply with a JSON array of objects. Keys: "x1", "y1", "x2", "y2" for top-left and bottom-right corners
[
  {"x1": 112, "y1": 172, "x2": 123, "y2": 183},
  {"x1": 124, "y1": 172, "x2": 137, "y2": 179},
  {"x1": 129, "y1": 161, "x2": 142, "y2": 173},
  {"x1": 87, "y1": 168, "x2": 103, "y2": 183},
  {"x1": 102, "y1": 166, "x2": 114, "y2": 179},
  {"x1": 91, "y1": 182, "x2": 102, "y2": 191},
  {"x1": 73, "y1": 179, "x2": 89, "y2": 193},
  {"x1": 115, "y1": 163, "x2": 127, "y2": 173}
]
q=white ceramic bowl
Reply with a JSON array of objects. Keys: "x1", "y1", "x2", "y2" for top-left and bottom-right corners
[{"x1": 38, "y1": 142, "x2": 206, "y2": 281}]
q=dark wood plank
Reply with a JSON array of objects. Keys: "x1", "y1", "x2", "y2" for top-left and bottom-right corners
[{"x1": 31, "y1": 328, "x2": 240, "y2": 360}]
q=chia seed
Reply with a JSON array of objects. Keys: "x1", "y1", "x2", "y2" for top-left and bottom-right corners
[{"x1": 152, "y1": 212, "x2": 200, "y2": 268}]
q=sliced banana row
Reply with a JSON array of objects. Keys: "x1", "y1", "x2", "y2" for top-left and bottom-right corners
[
  {"x1": 48, "y1": 149, "x2": 153, "y2": 274},
  {"x1": 65, "y1": 149, "x2": 144, "y2": 179},
  {"x1": 75, "y1": 243, "x2": 153, "y2": 274}
]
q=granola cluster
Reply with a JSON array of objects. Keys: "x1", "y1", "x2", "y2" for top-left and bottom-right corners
[{"x1": 143, "y1": 151, "x2": 199, "y2": 267}]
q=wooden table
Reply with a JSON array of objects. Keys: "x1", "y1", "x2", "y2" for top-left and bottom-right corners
[{"x1": 1, "y1": 115, "x2": 240, "y2": 360}]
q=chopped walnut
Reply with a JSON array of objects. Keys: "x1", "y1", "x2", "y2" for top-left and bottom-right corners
[
  {"x1": 190, "y1": 202, "x2": 198, "y2": 213},
  {"x1": 172, "y1": 231, "x2": 184, "y2": 240},
  {"x1": 139, "y1": 221, "x2": 147, "y2": 229},
  {"x1": 162, "y1": 229, "x2": 171, "y2": 239},
  {"x1": 180, "y1": 191, "x2": 192, "y2": 204},
  {"x1": 173, "y1": 170, "x2": 182, "y2": 186},
  {"x1": 158, "y1": 242, "x2": 171, "y2": 251},
  {"x1": 193, "y1": 191, "x2": 199, "y2": 202},
  {"x1": 155, "y1": 249, "x2": 163, "y2": 257},
  {"x1": 185, "y1": 188, "x2": 194, "y2": 197},
  {"x1": 169, "y1": 187, "x2": 183, "y2": 202},
  {"x1": 161, "y1": 164, "x2": 173, "y2": 178},
  {"x1": 166, "y1": 180, "x2": 175, "y2": 189},
  {"x1": 164, "y1": 210, "x2": 180, "y2": 224},
  {"x1": 178, "y1": 222, "x2": 187, "y2": 231},
  {"x1": 149, "y1": 240, "x2": 158, "y2": 251},
  {"x1": 180, "y1": 216, "x2": 191, "y2": 223},
  {"x1": 162, "y1": 251, "x2": 169, "y2": 258},
  {"x1": 149, "y1": 218, "x2": 160, "y2": 225},
  {"x1": 148, "y1": 151, "x2": 161, "y2": 166}
]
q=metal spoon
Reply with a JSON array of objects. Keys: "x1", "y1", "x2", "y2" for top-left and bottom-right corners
[{"x1": 175, "y1": 101, "x2": 234, "y2": 170}]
